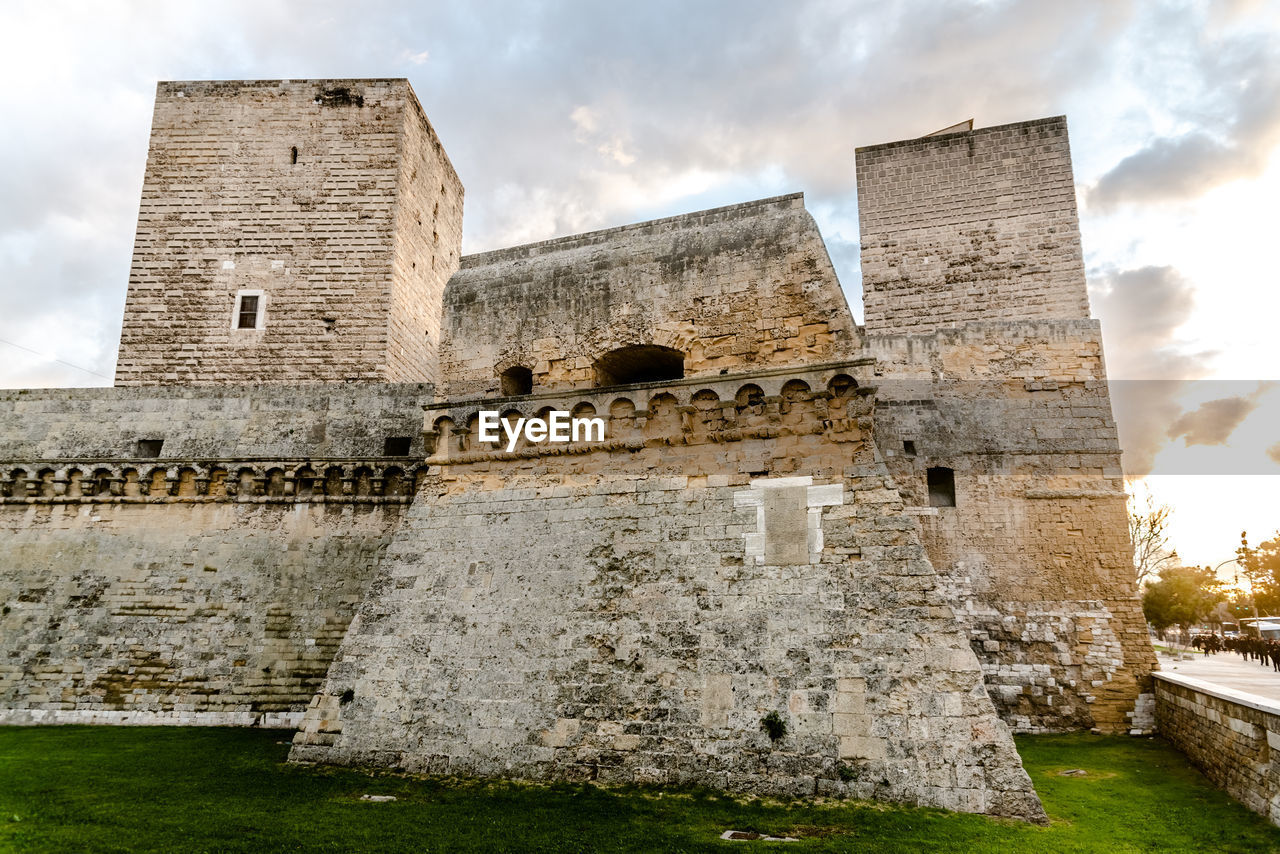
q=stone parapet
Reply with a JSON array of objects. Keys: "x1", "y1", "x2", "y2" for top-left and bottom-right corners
[
  {"x1": 1154, "y1": 673, "x2": 1280, "y2": 826},
  {"x1": 423, "y1": 359, "x2": 876, "y2": 463},
  {"x1": 0, "y1": 459, "x2": 425, "y2": 504}
]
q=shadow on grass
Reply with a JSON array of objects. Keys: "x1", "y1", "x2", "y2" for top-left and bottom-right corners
[{"x1": 0, "y1": 727, "x2": 1277, "y2": 852}]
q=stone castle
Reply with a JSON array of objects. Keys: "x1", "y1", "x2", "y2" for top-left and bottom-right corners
[{"x1": 0, "y1": 79, "x2": 1156, "y2": 823}]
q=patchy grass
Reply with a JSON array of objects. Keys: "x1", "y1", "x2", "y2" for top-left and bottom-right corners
[{"x1": 0, "y1": 727, "x2": 1277, "y2": 852}]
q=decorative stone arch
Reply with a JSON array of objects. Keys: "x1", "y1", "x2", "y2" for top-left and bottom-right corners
[
  {"x1": 461, "y1": 413, "x2": 483, "y2": 454},
  {"x1": 780, "y1": 379, "x2": 813, "y2": 426},
  {"x1": 121, "y1": 468, "x2": 142, "y2": 498},
  {"x1": 691, "y1": 389, "x2": 721, "y2": 409},
  {"x1": 593, "y1": 344, "x2": 685, "y2": 387},
  {"x1": 234, "y1": 467, "x2": 257, "y2": 499},
  {"x1": 645, "y1": 392, "x2": 681, "y2": 438},
  {"x1": 294, "y1": 465, "x2": 317, "y2": 498},
  {"x1": 428, "y1": 417, "x2": 454, "y2": 459},
  {"x1": 383, "y1": 466, "x2": 408, "y2": 497},
  {"x1": 207, "y1": 467, "x2": 228, "y2": 498},
  {"x1": 177, "y1": 467, "x2": 200, "y2": 497},
  {"x1": 690, "y1": 389, "x2": 723, "y2": 432},
  {"x1": 780, "y1": 379, "x2": 811, "y2": 401},
  {"x1": 5, "y1": 468, "x2": 27, "y2": 498},
  {"x1": 827, "y1": 373, "x2": 858, "y2": 398},
  {"x1": 64, "y1": 467, "x2": 84, "y2": 498},
  {"x1": 735, "y1": 383, "x2": 764, "y2": 410},
  {"x1": 91, "y1": 467, "x2": 115, "y2": 497},
  {"x1": 323, "y1": 466, "x2": 346, "y2": 497},
  {"x1": 495, "y1": 408, "x2": 524, "y2": 452},
  {"x1": 352, "y1": 466, "x2": 374, "y2": 497}
]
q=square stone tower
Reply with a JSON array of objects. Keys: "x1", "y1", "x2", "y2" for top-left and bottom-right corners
[
  {"x1": 114, "y1": 79, "x2": 462, "y2": 386},
  {"x1": 856, "y1": 116, "x2": 1089, "y2": 334}
]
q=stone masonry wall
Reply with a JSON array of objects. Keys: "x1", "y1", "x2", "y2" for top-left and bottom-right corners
[
  {"x1": 0, "y1": 501, "x2": 402, "y2": 726},
  {"x1": 115, "y1": 79, "x2": 461, "y2": 385},
  {"x1": 1154, "y1": 673, "x2": 1280, "y2": 826},
  {"x1": 0, "y1": 384, "x2": 434, "y2": 460},
  {"x1": 867, "y1": 321, "x2": 1156, "y2": 732},
  {"x1": 440, "y1": 194, "x2": 859, "y2": 398},
  {"x1": 292, "y1": 365, "x2": 1047, "y2": 823},
  {"x1": 386, "y1": 90, "x2": 464, "y2": 385},
  {"x1": 857, "y1": 117, "x2": 1090, "y2": 335}
]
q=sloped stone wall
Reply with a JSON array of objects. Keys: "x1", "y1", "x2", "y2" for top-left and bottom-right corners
[
  {"x1": 441, "y1": 194, "x2": 859, "y2": 397},
  {"x1": 292, "y1": 368, "x2": 1046, "y2": 822}
]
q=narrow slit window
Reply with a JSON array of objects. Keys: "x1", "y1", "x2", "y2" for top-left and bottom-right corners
[
  {"x1": 290, "y1": 146, "x2": 298, "y2": 165},
  {"x1": 927, "y1": 466, "x2": 956, "y2": 507}
]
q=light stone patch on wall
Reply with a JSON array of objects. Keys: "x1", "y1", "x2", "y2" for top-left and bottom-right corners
[{"x1": 734, "y1": 476, "x2": 844, "y2": 565}]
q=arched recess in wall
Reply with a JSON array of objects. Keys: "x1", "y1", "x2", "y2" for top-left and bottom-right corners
[
  {"x1": 499, "y1": 365, "x2": 533, "y2": 396},
  {"x1": 593, "y1": 345, "x2": 684, "y2": 387}
]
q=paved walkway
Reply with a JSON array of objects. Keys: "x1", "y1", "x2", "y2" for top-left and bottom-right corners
[{"x1": 1156, "y1": 648, "x2": 1280, "y2": 702}]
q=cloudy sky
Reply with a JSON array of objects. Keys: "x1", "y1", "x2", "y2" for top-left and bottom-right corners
[{"x1": 1, "y1": 0, "x2": 1277, "y2": 569}]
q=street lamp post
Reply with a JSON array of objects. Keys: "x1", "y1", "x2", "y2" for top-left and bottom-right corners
[{"x1": 1219, "y1": 552, "x2": 1261, "y2": 637}]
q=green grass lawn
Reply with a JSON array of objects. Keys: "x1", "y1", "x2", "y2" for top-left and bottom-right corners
[{"x1": 1, "y1": 727, "x2": 1277, "y2": 853}]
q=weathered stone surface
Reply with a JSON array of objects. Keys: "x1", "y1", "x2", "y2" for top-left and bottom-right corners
[
  {"x1": 0, "y1": 384, "x2": 434, "y2": 459},
  {"x1": 115, "y1": 80, "x2": 462, "y2": 386},
  {"x1": 0, "y1": 502, "x2": 399, "y2": 724},
  {"x1": 291, "y1": 369, "x2": 1045, "y2": 822},
  {"x1": 441, "y1": 194, "x2": 859, "y2": 397},
  {"x1": 865, "y1": 322, "x2": 1156, "y2": 731},
  {"x1": 857, "y1": 117, "x2": 1089, "y2": 335}
]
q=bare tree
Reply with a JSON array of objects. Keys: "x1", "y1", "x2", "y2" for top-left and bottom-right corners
[{"x1": 1128, "y1": 483, "x2": 1176, "y2": 587}]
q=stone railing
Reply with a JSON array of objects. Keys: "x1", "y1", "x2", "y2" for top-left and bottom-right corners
[
  {"x1": 0, "y1": 458, "x2": 426, "y2": 504},
  {"x1": 1154, "y1": 672, "x2": 1280, "y2": 826},
  {"x1": 422, "y1": 358, "x2": 877, "y2": 463}
]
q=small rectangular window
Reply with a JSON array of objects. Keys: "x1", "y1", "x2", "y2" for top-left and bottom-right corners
[
  {"x1": 137, "y1": 439, "x2": 164, "y2": 458},
  {"x1": 902, "y1": 440, "x2": 917, "y2": 456},
  {"x1": 927, "y1": 467, "x2": 956, "y2": 507},
  {"x1": 383, "y1": 437, "x2": 412, "y2": 457},
  {"x1": 237, "y1": 295, "x2": 260, "y2": 329}
]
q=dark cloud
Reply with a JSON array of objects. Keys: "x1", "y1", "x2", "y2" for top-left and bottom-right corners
[
  {"x1": 1089, "y1": 265, "x2": 1211, "y2": 476},
  {"x1": 1087, "y1": 26, "x2": 1280, "y2": 210},
  {"x1": 1111, "y1": 381, "x2": 1187, "y2": 477},
  {"x1": 1167, "y1": 384, "x2": 1274, "y2": 447},
  {"x1": 1089, "y1": 265, "x2": 1204, "y2": 379}
]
